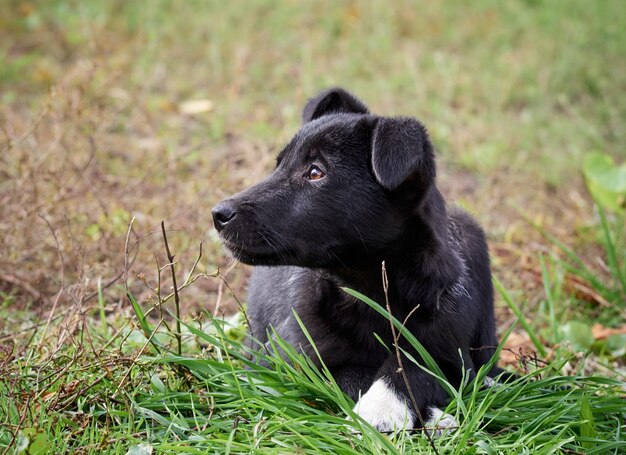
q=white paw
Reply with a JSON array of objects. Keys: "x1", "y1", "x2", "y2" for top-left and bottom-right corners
[
  {"x1": 425, "y1": 406, "x2": 458, "y2": 437},
  {"x1": 352, "y1": 378, "x2": 414, "y2": 432},
  {"x1": 483, "y1": 376, "x2": 502, "y2": 388}
]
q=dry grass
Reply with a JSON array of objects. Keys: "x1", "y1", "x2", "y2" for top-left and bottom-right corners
[
  {"x1": 0, "y1": 19, "x2": 267, "y2": 316},
  {"x1": 0, "y1": 0, "x2": 623, "y2": 344}
]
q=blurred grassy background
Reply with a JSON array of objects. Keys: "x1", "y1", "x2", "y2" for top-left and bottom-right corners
[
  {"x1": 2, "y1": 4, "x2": 625, "y2": 451},
  {"x1": 1, "y1": 0, "x2": 624, "y2": 320}
]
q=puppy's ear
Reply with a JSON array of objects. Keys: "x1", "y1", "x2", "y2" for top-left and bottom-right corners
[
  {"x1": 302, "y1": 88, "x2": 369, "y2": 123},
  {"x1": 371, "y1": 117, "x2": 436, "y2": 192}
]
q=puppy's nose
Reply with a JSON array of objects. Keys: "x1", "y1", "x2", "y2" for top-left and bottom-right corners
[{"x1": 211, "y1": 202, "x2": 237, "y2": 232}]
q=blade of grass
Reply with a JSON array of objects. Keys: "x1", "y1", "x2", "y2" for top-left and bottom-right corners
[
  {"x1": 126, "y1": 290, "x2": 162, "y2": 354},
  {"x1": 598, "y1": 206, "x2": 626, "y2": 299},
  {"x1": 341, "y1": 287, "x2": 447, "y2": 380},
  {"x1": 580, "y1": 395, "x2": 598, "y2": 450},
  {"x1": 539, "y1": 254, "x2": 560, "y2": 343},
  {"x1": 493, "y1": 276, "x2": 547, "y2": 358}
]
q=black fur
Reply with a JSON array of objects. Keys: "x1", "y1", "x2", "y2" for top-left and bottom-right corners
[{"x1": 212, "y1": 88, "x2": 503, "y2": 423}]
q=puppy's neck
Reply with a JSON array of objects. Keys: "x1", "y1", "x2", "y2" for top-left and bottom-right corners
[{"x1": 326, "y1": 189, "x2": 464, "y2": 317}]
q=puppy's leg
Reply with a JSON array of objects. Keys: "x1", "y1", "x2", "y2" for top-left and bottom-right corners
[
  {"x1": 331, "y1": 366, "x2": 377, "y2": 402},
  {"x1": 352, "y1": 356, "x2": 453, "y2": 433},
  {"x1": 424, "y1": 406, "x2": 458, "y2": 436},
  {"x1": 352, "y1": 375, "x2": 416, "y2": 432}
]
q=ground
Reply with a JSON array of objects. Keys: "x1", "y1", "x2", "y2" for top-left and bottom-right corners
[{"x1": 1, "y1": 1, "x2": 625, "y2": 453}]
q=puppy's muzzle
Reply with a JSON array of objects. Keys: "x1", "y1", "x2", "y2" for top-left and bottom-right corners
[{"x1": 211, "y1": 201, "x2": 237, "y2": 232}]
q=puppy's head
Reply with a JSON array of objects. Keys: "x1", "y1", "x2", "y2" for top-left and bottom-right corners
[{"x1": 212, "y1": 88, "x2": 439, "y2": 268}]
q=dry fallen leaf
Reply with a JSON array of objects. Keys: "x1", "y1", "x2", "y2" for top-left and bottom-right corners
[
  {"x1": 501, "y1": 331, "x2": 536, "y2": 367},
  {"x1": 591, "y1": 323, "x2": 626, "y2": 340},
  {"x1": 179, "y1": 99, "x2": 214, "y2": 115},
  {"x1": 563, "y1": 273, "x2": 612, "y2": 307}
]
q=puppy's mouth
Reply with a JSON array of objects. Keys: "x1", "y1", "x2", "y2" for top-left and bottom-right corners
[{"x1": 218, "y1": 234, "x2": 294, "y2": 266}]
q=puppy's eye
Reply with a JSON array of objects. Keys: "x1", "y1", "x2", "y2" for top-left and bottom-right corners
[{"x1": 306, "y1": 164, "x2": 325, "y2": 181}]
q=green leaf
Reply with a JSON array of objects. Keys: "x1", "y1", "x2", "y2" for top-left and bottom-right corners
[
  {"x1": 606, "y1": 334, "x2": 626, "y2": 357},
  {"x1": 150, "y1": 373, "x2": 166, "y2": 393},
  {"x1": 85, "y1": 223, "x2": 102, "y2": 241},
  {"x1": 126, "y1": 290, "x2": 162, "y2": 354},
  {"x1": 583, "y1": 152, "x2": 626, "y2": 212},
  {"x1": 17, "y1": 429, "x2": 50, "y2": 455},
  {"x1": 561, "y1": 321, "x2": 594, "y2": 352},
  {"x1": 126, "y1": 443, "x2": 154, "y2": 455},
  {"x1": 15, "y1": 432, "x2": 29, "y2": 453}
]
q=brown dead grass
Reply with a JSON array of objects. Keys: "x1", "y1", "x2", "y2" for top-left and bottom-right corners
[
  {"x1": 0, "y1": 54, "x2": 263, "y2": 318},
  {"x1": 0, "y1": 2, "x2": 609, "y2": 339},
  {"x1": 0, "y1": 66, "x2": 594, "y2": 334}
]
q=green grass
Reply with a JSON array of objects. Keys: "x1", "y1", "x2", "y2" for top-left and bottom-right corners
[
  {"x1": 2, "y1": 1, "x2": 626, "y2": 453},
  {"x1": 2, "y1": 287, "x2": 624, "y2": 454},
  {"x1": 3, "y1": 250, "x2": 625, "y2": 454},
  {"x1": 2, "y1": 0, "x2": 625, "y2": 180},
  {"x1": 2, "y1": 209, "x2": 625, "y2": 453}
]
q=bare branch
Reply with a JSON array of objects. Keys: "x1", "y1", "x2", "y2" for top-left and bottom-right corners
[
  {"x1": 38, "y1": 214, "x2": 66, "y2": 348},
  {"x1": 381, "y1": 261, "x2": 439, "y2": 453},
  {"x1": 161, "y1": 221, "x2": 182, "y2": 356}
]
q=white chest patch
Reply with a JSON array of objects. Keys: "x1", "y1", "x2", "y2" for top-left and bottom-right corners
[{"x1": 352, "y1": 378, "x2": 414, "y2": 432}]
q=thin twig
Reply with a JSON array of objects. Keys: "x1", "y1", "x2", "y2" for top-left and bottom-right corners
[
  {"x1": 123, "y1": 217, "x2": 136, "y2": 295},
  {"x1": 400, "y1": 303, "x2": 421, "y2": 335},
  {"x1": 112, "y1": 319, "x2": 164, "y2": 399},
  {"x1": 1, "y1": 396, "x2": 31, "y2": 455},
  {"x1": 34, "y1": 348, "x2": 83, "y2": 401},
  {"x1": 184, "y1": 241, "x2": 204, "y2": 285},
  {"x1": 154, "y1": 253, "x2": 163, "y2": 320},
  {"x1": 100, "y1": 320, "x2": 131, "y2": 351},
  {"x1": 38, "y1": 214, "x2": 65, "y2": 348},
  {"x1": 153, "y1": 258, "x2": 173, "y2": 335},
  {"x1": 158, "y1": 272, "x2": 209, "y2": 306},
  {"x1": 213, "y1": 262, "x2": 237, "y2": 317},
  {"x1": 81, "y1": 271, "x2": 125, "y2": 304},
  {"x1": 381, "y1": 261, "x2": 439, "y2": 453},
  {"x1": 365, "y1": 423, "x2": 460, "y2": 436},
  {"x1": 151, "y1": 240, "x2": 208, "y2": 314},
  {"x1": 161, "y1": 221, "x2": 182, "y2": 356},
  {"x1": 214, "y1": 269, "x2": 252, "y2": 334}
]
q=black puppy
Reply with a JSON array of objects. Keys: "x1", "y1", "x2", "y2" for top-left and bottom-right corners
[{"x1": 212, "y1": 88, "x2": 502, "y2": 432}]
